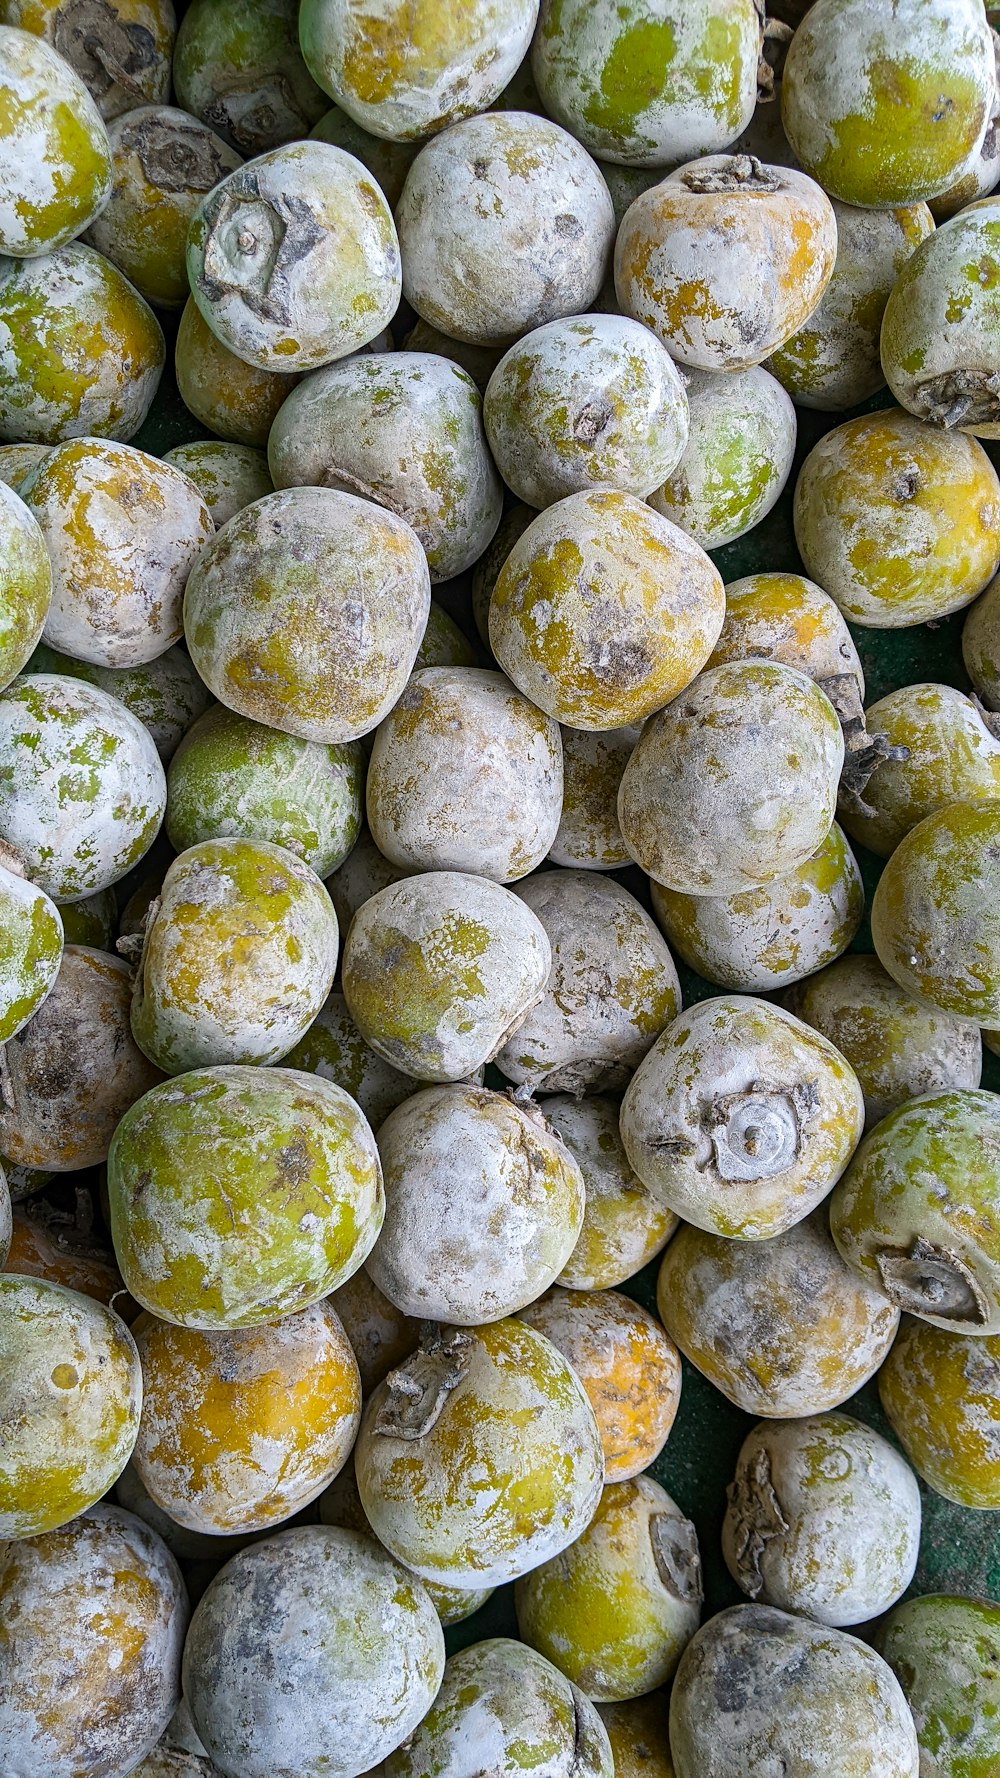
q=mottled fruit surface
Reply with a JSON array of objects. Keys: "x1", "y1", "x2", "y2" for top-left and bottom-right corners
[
  {"x1": 877, "y1": 1592, "x2": 1000, "y2": 1778},
  {"x1": 871, "y1": 800, "x2": 1000, "y2": 1024}
]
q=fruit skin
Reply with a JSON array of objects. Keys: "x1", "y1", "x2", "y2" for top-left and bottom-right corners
[
  {"x1": 879, "y1": 1317, "x2": 1000, "y2": 1508},
  {"x1": 28, "y1": 639, "x2": 213, "y2": 763},
  {"x1": 162, "y1": 440, "x2": 273, "y2": 527},
  {"x1": 269, "y1": 350, "x2": 502, "y2": 580},
  {"x1": 327, "y1": 1264, "x2": 419, "y2": 1393},
  {"x1": 354, "y1": 1317, "x2": 605, "y2": 1587},
  {"x1": 0, "y1": 23, "x2": 112, "y2": 256},
  {"x1": 882, "y1": 198, "x2": 1000, "y2": 437},
  {"x1": 531, "y1": 0, "x2": 761, "y2": 168},
  {"x1": 284, "y1": 988, "x2": 417, "y2": 1135},
  {"x1": 4, "y1": 0, "x2": 176, "y2": 121},
  {"x1": 174, "y1": 297, "x2": 299, "y2": 447},
  {"x1": 649, "y1": 366, "x2": 796, "y2": 551},
  {"x1": 708, "y1": 571, "x2": 864, "y2": 698},
  {"x1": 167, "y1": 705, "x2": 362, "y2": 881},
  {"x1": 131, "y1": 1301, "x2": 361, "y2": 1535},
  {"x1": 494, "y1": 869, "x2": 681, "y2": 1096},
  {"x1": 0, "y1": 1504, "x2": 187, "y2": 1778},
  {"x1": 325, "y1": 825, "x2": 409, "y2": 930},
  {"x1": 183, "y1": 1526, "x2": 445, "y2": 1778},
  {"x1": 518, "y1": 1287, "x2": 681, "y2": 1482},
  {"x1": 622, "y1": 995, "x2": 864, "y2": 1241},
  {"x1": 471, "y1": 498, "x2": 534, "y2": 644},
  {"x1": 414, "y1": 600, "x2": 477, "y2": 669},
  {"x1": 299, "y1": 0, "x2": 538, "y2": 143},
  {"x1": 0, "y1": 944, "x2": 162, "y2": 1169},
  {"x1": 0, "y1": 1273, "x2": 141, "y2": 1538},
  {"x1": 484, "y1": 313, "x2": 689, "y2": 509},
  {"x1": 310, "y1": 102, "x2": 418, "y2": 206},
  {"x1": 173, "y1": 0, "x2": 325, "y2": 155},
  {"x1": 964, "y1": 571, "x2": 1000, "y2": 710},
  {"x1": 186, "y1": 140, "x2": 400, "y2": 374},
  {"x1": 597, "y1": 1697, "x2": 675, "y2": 1778},
  {"x1": 614, "y1": 155, "x2": 837, "y2": 374},
  {"x1": 0, "y1": 671, "x2": 166, "y2": 902},
  {"x1": 382, "y1": 1637, "x2": 613, "y2": 1778},
  {"x1": 183, "y1": 485, "x2": 431, "y2": 745},
  {"x1": 876, "y1": 1594, "x2": 1000, "y2": 1778},
  {"x1": 396, "y1": 111, "x2": 615, "y2": 347},
  {"x1": 550, "y1": 723, "x2": 640, "y2": 871},
  {"x1": 546, "y1": 1093, "x2": 678, "y2": 1292},
  {"x1": 830, "y1": 1089, "x2": 1000, "y2": 1336},
  {"x1": 85, "y1": 104, "x2": 242, "y2": 309},
  {"x1": 657, "y1": 1211, "x2": 900, "y2": 1417},
  {"x1": 369, "y1": 1084, "x2": 586, "y2": 1325},
  {"x1": 108, "y1": 1064, "x2": 384, "y2": 1328},
  {"x1": 488, "y1": 486, "x2": 725, "y2": 730},
  {"x1": 341, "y1": 869, "x2": 552, "y2": 1083},
  {"x1": 651, "y1": 824, "x2": 864, "y2": 994},
  {"x1": 366, "y1": 667, "x2": 562, "y2": 883},
  {"x1": 0, "y1": 1167, "x2": 9, "y2": 1264},
  {"x1": 618, "y1": 660, "x2": 844, "y2": 896},
  {"x1": 781, "y1": 0, "x2": 995, "y2": 208},
  {"x1": 768, "y1": 200, "x2": 934, "y2": 412},
  {"x1": 669, "y1": 1604, "x2": 919, "y2": 1778},
  {"x1": 0, "y1": 859, "x2": 62, "y2": 1042},
  {"x1": 784, "y1": 953, "x2": 983, "y2": 1131},
  {"x1": 839, "y1": 684, "x2": 1000, "y2": 858},
  {"x1": 0, "y1": 438, "x2": 48, "y2": 486},
  {"x1": 793, "y1": 409, "x2": 1000, "y2": 628},
  {"x1": 871, "y1": 800, "x2": 1000, "y2": 1025},
  {"x1": 0, "y1": 241, "x2": 164, "y2": 443},
  {"x1": 131, "y1": 838, "x2": 339, "y2": 1074},
  {"x1": 722, "y1": 1413, "x2": 921, "y2": 1627},
  {"x1": 3, "y1": 1203, "x2": 128, "y2": 1307},
  {"x1": 22, "y1": 435, "x2": 214, "y2": 669}
]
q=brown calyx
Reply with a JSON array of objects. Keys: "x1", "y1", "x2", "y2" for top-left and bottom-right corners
[
  {"x1": 374, "y1": 1323, "x2": 474, "y2": 1438},
  {"x1": 757, "y1": 18, "x2": 794, "y2": 102},
  {"x1": 120, "y1": 113, "x2": 232, "y2": 195},
  {"x1": 875, "y1": 1234, "x2": 991, "y2": 1325},
  {"x1": 821, "y1": 672, "x2": 910, "y2": 818},
  {"x1": 915, "y1": 369, "x2": 1000, "y2": 431},
  {"x1": 650, "y1": 1511, "x2": 704, "y2": 1605},
  {"x1": 681, "y1": 155, "x2": 782, "y2": 195},
  {"x1": 55, "y1": 0, "x2": 159, "y2": 100},
  {"x1": 725, "y1": 1444, "x2": 789, "y2": 1596}
]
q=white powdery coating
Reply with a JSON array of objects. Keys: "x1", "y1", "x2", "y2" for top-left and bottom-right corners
[
  {"x1": 650, "y1": 365, "x2": 796, "y2": 549},
  {"x1": 882, "y1": 201, "x2": 1000, "y2": 438},
  {"x1": 712, "y1": 572, "x2": 865, "y2": 695},
  {"x1": 0, "y1": 25, "x2": 112, "y2": 255},
  {"x1": 0, "y1": 1505, "x2": 187, "y2": 1778},
  {"x1": 0, "y1": 1166, "x2": 9, "y2": 1264},
  {"x1": 531, "y1": 0, "x2": 760, "y2": 167},
  {"x1": 494, "y1": 869, "x2": 680, "y2": 1094},
  {"x1": 484, "y1": 312, "x2": 689, "y2": 508},
  {"x1": 325, "y1": 828, "x2": 412, "y2": 930},
  {"x1": 300, "y1": 0, "x2": 538, "y2": 141},
  {"x1": 285, "y1": 988, "x2": 417, "y2": 1132},
  {"x1": 722, "y1": 1413, "x2": 920, "y2": 1627},
  {"x1": 547, "y1": 1093, "x2": 678, "y2": 1291},
  {"x1": 549, "y1": 723, "x2": 640, "y2": 870},
  {"x1": 23, "y1": 438, "x2": 213, "y2": 667},
  {"x1": 37, "y1": 644, "x2": 215, "y2": 763},
  {"x1": 396, "y1": 111, "x2": 616, "y2": 346},
  {"x1": 0, "y1": 861, "x2": 62, "y2": 1043},
  {"x1": 669, "y1": 1606, "x2": 919, "y2": 1778},
  {"x1": 369, "y1": 1084, "x2": 585, "y2": 1323},
  {"x1": 0, "y1": 671, "x2": 166, "y2": 902},
  {"x1": 187, "y1": 141, "x2": 400, "y2": 372},
  {"x1": 183, "y1": 1527, "x2": 445, "y2": 1778},
  {"x1": 163, "y1": 441, "x2": 274, "y2": 527},
  {"x1": 269, "y1": 351, "x2": 502, "y2": 580},
  {"x1": 367, "y1": 667, "x2": 564, "y2": 882}
]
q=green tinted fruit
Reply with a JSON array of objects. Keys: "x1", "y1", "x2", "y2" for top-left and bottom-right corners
[
  {"x1": 56, "y1": 882, "x2": 113, "y2": 945},
  {"x1": 876, "y1": 1594, "x2": 1000, "y2": 1778},
  {"x1": 108, "y1": 1064, "x2": 384, "y2": 1327},
  {"x1": 650, "y1": 365, "x2": 796, "y2": 550},
  {"x1": 174, "y1": 297, "x2": 298, "y2": 447},
  {"x1": 172, "y1": 0, "x2": 326, "y2": 155},
  {"x1": 310, "y1": 103, "x2": 418, "y2": 207},
  {"x1": 839, "y1": 684, "x2": 1000, "y2": 857},
  {"x1": 546, "y1": 1093, "x2": 678, "y2": 1292},
  {"x1": 964, "y1": 571, "x2": 1000, "y2": 710},
  {"x1": 413, "y1": 600, "x2": 476, "y2": 669},
  {"x1": 882, "y1": 198, "x2": 1000, "y2": 437},
  {"x1": 878, "y1": 1318, "x2": 1000, "y2": 1508},
  {"x1": 871, "y1": 800, "x2": 1000, "y2": 1023},
  {"x1": 0, "y1": 859, "x2": 62, "y2": 1040},
  {"x1": 0, "y1": 24, "x2": 112, "y2": 256},
  {"x1": 284, "y1": 989, "x2": 416, "y2": 1133},
  {"x1": 4, "y1": 0, "x2": 176, "y2": 120},
  {"x1": 28, "y1": 639, "x2": 213, "y2": 763},
  {"x1": 0, "y1": 478, "x2": 49, "y2": 691},
  {"x1": 162, "y1": 440, "x2": 273, "y2": 527},
  {"x1": 324, "y1": 826, "x2": 409, "y2": 931},
  {"x1": 0, "y1": 439, "x2": 48, "y2": 487}
]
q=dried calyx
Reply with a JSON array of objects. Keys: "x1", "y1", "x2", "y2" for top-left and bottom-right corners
[
  {"x1": 650, "y1": 1511, "x2": 704, "y2": 1605},
  {"x1": 122, "y1": 113, "x2": 232, "y2": 195},
  {"x1": 725, "y1": 1444, "x2": 789, "y2": 1596},
  {"x1": 374, "y1": 1324, "x2": 474, "y2": 1439},
  {"x1": 55, "y1": 0, "x2": 159, "y2": 100},
  {"x1": 707, "y1": 1080, "x2": 817, "y2": 1182},
  {"x1": 916, "y1": 369, "x2": 1000, "y2": 431},
  {"x1": 875, "y1": 1234, "x2": 991, "y2": 1324},
  {"x1": 681, "y1": 155, "x2": 782, "y2": 195},
  {"x1": 821, "y1": 672, "x2": 910, "y2": 818},
  {"x1": 757, "y1": 18, "x2": 794, "y2": 102}
]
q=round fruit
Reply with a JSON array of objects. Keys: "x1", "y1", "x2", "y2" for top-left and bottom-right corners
[
  {"x1": 172, "y1": 0, "x2": 326, "y2": 155},
  {"x1": 327, "y1": 1265, "x2": 419, "y2": 1394},
  {"x1": 546, "y1": 1093, "x2": 678, "y2": 1291},
  {"x1": 22, "y1": 435, "x2": 213, "y2": 668},
  {"x1": 166, "y1": 705, "x2": 362, "y2": 880},
  {"x1": 0, "y1": 1504, "x2": 187, "y2": 1778},
  {"x1": 793, "y1": 409, "x2": 1000, "y2": 627},
  {"x1": 0, "y1": 24, "x2": 112, "y2": 256},
  {"x1": 877, "y1": 1594, "x2": 1000, "y2": 1778},
  {"x1": 54, "y1": 882, "x2": 115, "y2": 946},
  {"x1": 0, "y1": 859, "x2": 62, "y2": 1042},
  {"x1": 598, "y1": 1697, "x2": 675, "y2": 1778},
  {"x1": 549, "y1": 724, "x2": 639, "y2": 871},
  {"x1": 0, "y1": 241, "x2": 164, "y2": 443},
  {"x1": 28, "y1": 639, "x2": 213, "y2": 762},
  {"x1": 484, "y1": 313, "x2": 689, "y2": 508},
  {"x1": 174, "y1": 296, "x2": 299, "y2": 446},
  {"x1": 341, "y1": 869, "x2": 551, "y2": 1083},
  {"x1": 878, "y1": 1317, "x2": 1000, "y2": 1507},
  {"x1": 0, "y1": 1273, "x2": 141, "y2": 1538},
  {"x1": 669, "y1": 1604, "x2": 919, "y2": 1778},
  {"x1": 382, "y1": 1638, "x2": 613, "y2": 1778},
  {"x1": 494, "y1": 869, "x2": 680, "y2": 1095},
  {"x1": 310, "y1": 102, "x2": 418, "y2": 206},
  {"x1": 268, "y1": 351, "x2": 502, "y2": 580},
  {"x1": 657, "y1": 1211, "x2": 900, "y2": 1416},
  {"x1": 722, "y1": 1412, "x2": 920, "y2": 1626},
  {"x1": 108, "y1": 1064, "x2": 384, "y2": 1328},
  {"x1": 284, "y1": 988, "x2": 417, "y2": 1135},
  {"x1": 650, "y1": 365, "x2": 795, "y2": 551},
  {"x1": 781, "y1": 0, "x2": 996, "y2": 207},
  {"x1": 130, "y1": 838, "x2": 338, "y2": 1073},
  {"x1": 324, "y1": 825, "x2": 409, "y2": 930},
  {"x1": 708, "y1": 571, "x2": 865, "y2": 697},
  {"x1": 366, "y1": 667, "x2": 563, "y2": 882},
  {"x1": 871, "y1": 800, "x2": 1000, "y2": 1024},
  {"x1": 0, "y1": 672, "x2": 166, "y2": 901},
  {"x1": 618, "y1": 660, "x2": 844, "y2": 895},
  {"x1": 882, "y1": 198, "x2": 1000, "y2": 437},
  {"x1": 355, "y1": 1317, "x2": 604, "y2": 1587},
  {"x1": 414, "y1": 600, "x2": 477, "y2": 669},
  {"x1": 4, "y1": 0, "x2": 176, "y2": 120},
  {"x1": 615, "y1": 155, "x2": 837, "y2": 372},
  {"x1": 489, "y1": 486, "x2": 724, "y2": 729},
  {"x1": 784, "y1": 953, "x2": 983, "y2": 1130},
  {"x1": 368, "y1": 1085, "x2": 585, "y2": 1324},
  {"x1": 183, "y1": 1526, "x2": 444, "y2": 1778},
  {"x1": 162, "y1": 440, "x2": 273, "y2": 526},
  {"x1": 0, "y1": 439, "x2": 48, "y2": 487},
  {"x1": 183, "y1": 485, "x2": 431, "y2": 744},
  {"x1": 396, "y1": 111, "x2": 615, "y2": 347},
  {"x1": 964, "y1": 571, "x2": 1000, "y2": 710},
  {"x1": 839, "y1": 683, "x2": 1000, "y2": 857},
  {"x1": 186, "y1": 140, "x2": 399, "y2": 373}
]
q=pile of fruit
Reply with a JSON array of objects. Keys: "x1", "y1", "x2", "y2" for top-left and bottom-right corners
[{"x1": 3, "y1": 0, "x2": 1000, "y2": 1773}]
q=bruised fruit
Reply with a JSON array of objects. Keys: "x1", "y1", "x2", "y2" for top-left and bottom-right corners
[
  {"x1": 173, "y1": 0, "x2": 325, "y2": 155},
  {"x1": 882, "y1": 200, "x2": 1000, "y2": 437}
]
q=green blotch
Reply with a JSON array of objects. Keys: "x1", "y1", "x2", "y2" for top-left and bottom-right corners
[{"x1": 584, "y1": 18, "x2": 676, "y2": 137}]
